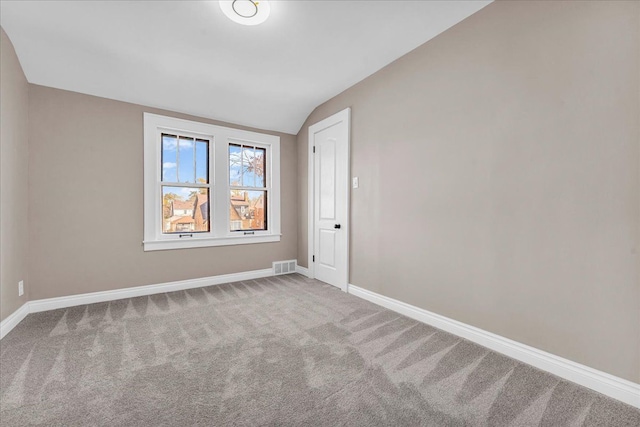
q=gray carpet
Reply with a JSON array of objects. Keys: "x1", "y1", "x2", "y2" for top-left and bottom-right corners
[{"x1": 1, "y1": 274, "x2": 638, "y2": 426}]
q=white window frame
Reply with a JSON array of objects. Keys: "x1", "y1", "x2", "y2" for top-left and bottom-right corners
[{"x1": 143, "y1": 113, "x2": 281, "y2": 251}]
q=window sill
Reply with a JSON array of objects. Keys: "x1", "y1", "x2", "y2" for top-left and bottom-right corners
[{"x1": 143, "y1": 234, "x2": 281, "y2": 252}]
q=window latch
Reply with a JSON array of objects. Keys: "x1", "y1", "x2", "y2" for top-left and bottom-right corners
[
  {"x1": 244, "y1": 231, "x2": 255, "y2": 235},
  {"x1": 179, "y1": 234, "x2": 193, "y2": 238}
]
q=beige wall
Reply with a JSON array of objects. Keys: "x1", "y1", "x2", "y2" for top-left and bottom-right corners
[
  {"x1": 1, "y1": 28, "x2": 30, "y2": 321},
  {"x1": 297, "y1": 1, "x2": 640, "y2": 382},
  {"x1": 28, "y1": 85, "x2": 297, "y2": 300}
]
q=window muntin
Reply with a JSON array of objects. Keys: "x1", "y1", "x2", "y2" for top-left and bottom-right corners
[{"x1": 143, "y1": 113, "x2": 281, "y2": 251}]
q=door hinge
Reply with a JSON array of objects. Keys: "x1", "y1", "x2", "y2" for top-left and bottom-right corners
[
  {"x1": 312, "y1": 255, "x2": 315, "y2": 262},
  {"x1": 313, "y1": 146, "x2": 316, "y2": 153}
]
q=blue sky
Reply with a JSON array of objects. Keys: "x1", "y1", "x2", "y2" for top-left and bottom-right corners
[{"x1": 162, "y1": 134, "x2": 208, "y2": 184}]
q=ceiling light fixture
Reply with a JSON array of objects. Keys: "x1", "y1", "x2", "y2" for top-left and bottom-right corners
[{"x1": 220, "y1": 0, "x2": 270, "y2": 26}]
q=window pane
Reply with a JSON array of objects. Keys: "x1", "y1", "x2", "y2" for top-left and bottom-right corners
[
  {"x1": 178, "y1": 136, "x2": 195, "y2": 183},
  {"x1": 162, "y1": 186, "x2": 210, "y2": 233},
  {"x1": 255, "y1": 147, "x2": 265, "y2": 188},
  {"x1": 230, "y1": 190, "x2": 266, "y2": 231},
  {"x1": 229, "y1": 144, "x2": 242, "y2": 186},
  {"x1": 162, "y1": 134, "x2": 177, "y2": 182},
  {"x1": 242, "y1": 146, "x2": 256, "y2": 187},
  {"x1": 195, "y1": 139, "x2": 208, "y2": 183}
]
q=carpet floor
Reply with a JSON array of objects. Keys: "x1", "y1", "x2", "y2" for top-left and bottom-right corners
[{"x1": 1, "y1": 274, "x2": 638, "y2": 426}]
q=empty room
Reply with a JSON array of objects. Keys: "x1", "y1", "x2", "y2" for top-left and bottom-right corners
[{"x1": 1, "y1": 0, "x2": 639, "y2": 425}]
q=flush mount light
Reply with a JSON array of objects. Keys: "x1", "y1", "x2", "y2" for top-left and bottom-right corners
[{"x1": 220, "y1": 0, "x2": 270, "y2": 26}]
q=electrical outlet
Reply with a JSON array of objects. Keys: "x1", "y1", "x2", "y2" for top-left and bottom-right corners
[{"x1": 18, "y1": 280, "x2": 24, "y2": 296}]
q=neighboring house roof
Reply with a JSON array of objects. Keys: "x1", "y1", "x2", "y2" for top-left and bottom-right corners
[
  {"x1": 230, "y1": 205, "x2": 242, "y2": 221},
  {"x1": 172, "y1": 199, "x2": 193, "y2": 211},
  {"x1": 230, "y1": 193, "x2": 249, "y2": 221},
  {"x1": 230, "y1": 193, "x2": 249, "y2": 207},
  {"x1": 231, "y1": 201, "x2": 249, "y2": 209},
  {"x1": 250, "y1": 194, "x2": 264, "y2": 209},
  {"x1": 171, "y1": 215, "x2": 195, "y2": 224},
  {"x1": 194, "y1": 193, "x2": 209, "y2": 222}
]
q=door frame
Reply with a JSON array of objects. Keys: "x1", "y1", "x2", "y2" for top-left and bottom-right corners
[{"x1": 307, "y1": 107, "x2": 351, "y2": 291}]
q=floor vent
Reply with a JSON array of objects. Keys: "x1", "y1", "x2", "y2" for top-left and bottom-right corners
[{"x1": 273, "y1": 260, "x2": 297, "y2": 275}]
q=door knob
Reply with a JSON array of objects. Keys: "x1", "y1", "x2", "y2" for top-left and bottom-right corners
[{"x1": 334, "y1": 224, "x2": 341, "y2": 229}]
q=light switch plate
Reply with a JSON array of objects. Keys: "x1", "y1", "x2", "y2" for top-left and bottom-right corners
[
  {"x1": 352, "y1": 177, "x2": 359, "y2": 188},
  {"x1": 18, "y1": 280, "x2": 24, "y2": 296}
]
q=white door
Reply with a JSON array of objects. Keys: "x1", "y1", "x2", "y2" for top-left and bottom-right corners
[{"x1": 308, "y1": 108, "x2": 350, "y2": 290}]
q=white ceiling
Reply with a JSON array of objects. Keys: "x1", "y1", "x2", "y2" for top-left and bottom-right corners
[{"x1": 1, "y1": 1, "x2": 491, "y2": 134}]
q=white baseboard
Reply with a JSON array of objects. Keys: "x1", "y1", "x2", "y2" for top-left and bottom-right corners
[
  {"x1": 1, "y1": 268, "x2": 273, "y2": 339},
  {"x1": 29, "y1": 268, "x2": 273, "y2": 313},
  {"x1": 0, "y1": 303, "x2": 30, "y2": 340},
  {"x1": 347, "y1": 284, "x2": 640, "y2": 409},
  {"x1": 295, "y1": 265, "x2": 309, "y2": 277}
]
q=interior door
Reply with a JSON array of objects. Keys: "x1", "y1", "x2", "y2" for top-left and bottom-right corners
[{"x1": 309, "y1": 108, "x2": 350, "y2": 290}]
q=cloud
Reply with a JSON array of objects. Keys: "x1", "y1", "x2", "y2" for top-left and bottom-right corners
[
  {"x1": 179, "y1": 140, "x2": 194, "y2": 149},
  {"x1": 162, "y1": 137, "x2": 194, "y2": 151},
  {"x1": 163, "y1": 162, "x2": 177, "y2": 169},
  {"x1": 162, "y1": 137, "x2": 177, "y2": 151},
  {"x1": 179, "y1": 187, "x2": 194, "y2": 197}
]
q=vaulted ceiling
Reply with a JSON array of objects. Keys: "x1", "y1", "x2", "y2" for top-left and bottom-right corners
[{"x1": 0, "y1": 1, "x2": 491, "y2": 134}]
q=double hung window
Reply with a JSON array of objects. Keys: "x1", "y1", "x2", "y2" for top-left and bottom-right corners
[{"x1": 143, "y1": 113, "x2": 280, "y2": 251}]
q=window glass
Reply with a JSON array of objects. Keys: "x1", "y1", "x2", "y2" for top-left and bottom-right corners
[
  {"x1": 178, "y1": 136, "x2": 195, "y2": 183},
  {"x1": 162, "y1": 134, "x2": 178, "y2": 182},
  {"x1": 229, "y1": 190, "x2": 266, "y2": 231},
  {"x1": 195, "y1": 139, "x2": 209, "y2": 183},
  {"x1": 162, "y1": 186, "x2": 210, "y2": 233},
  {"x1": 229, "y1": 144, "x2": 242, "y2": 186},
  {"x1": 254, "y1": 147, "x2": 265, "y2": 188},
  {"x1": 242, "y1": 146, "x2": 257, "y2": 187}
]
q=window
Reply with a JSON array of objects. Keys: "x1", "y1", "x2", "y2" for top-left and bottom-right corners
[
  {"x1": 161, "y1": 134, "x2": 210, "y2": 235},
  {"x1": 144, "y1": 113, "x2": 280, "y2": 251},
  {"x1": 229, "y1": 143, "x2": 267, "y2": 233}
]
